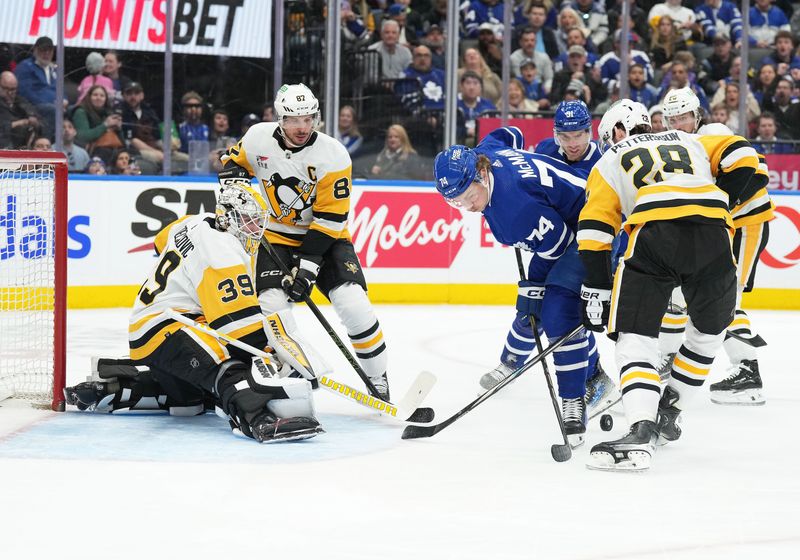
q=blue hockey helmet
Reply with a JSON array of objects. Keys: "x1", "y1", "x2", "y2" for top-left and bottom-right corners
[
  {"x1": 554, "y1": 100, "x2": 592, "y2": 135},
  {"x1": 433, "y1": 145, "x2": 479, "y2": 199}
]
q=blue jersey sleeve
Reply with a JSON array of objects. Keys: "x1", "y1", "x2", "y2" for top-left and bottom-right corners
[{"x1": 479, "y1": 126, "x2": 525, "y2": 151}]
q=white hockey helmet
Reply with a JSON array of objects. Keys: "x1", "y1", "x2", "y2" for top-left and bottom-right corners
[
  {"x1": 662, "y1": 86, "x2": 702, "y2": 132},
  {"x1": 597, "y1": 100, "x2": 636, "y2": 148},
  {"x1": 216, "y1": 183, "x2": 269, "y2": 255},
  {"x1": 275, "y1": 83, "x2": 320, "y2": 128},
  {"x1": 621, "y1": 100, "x2": 651, "y2": 134}
]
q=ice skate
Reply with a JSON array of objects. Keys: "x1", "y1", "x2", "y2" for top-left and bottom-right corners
[
  {"x1": 709, "y1": 360, "x2": 765, "y2": 405},
  {"x1": 656, "y1": 386, "x2": 682, "y2": 446},
  {"x1": 370, "y1": 372, "x2": 390, "y2": 401},
  {"x1": 585, "y1": 361, "x2": 621, "y2": 419},
  {"x1": 479, "y1": 363, "x2": 514, "y2": 390},
  {"x1": 63, "y1": 381, "x2": 117, "y2": 412},
  {"x1": 562, "y1": 397, "x2": 586, "y2": 449},
  {"x1": 586, "y1": 420, "x2": 658, "y2": 472},
  {"x1": 250, "y1": 412, "x2": 324, "y2": 443},
  {"x1": 657, "y1": 352, "x2": 675, "y2": 385}
]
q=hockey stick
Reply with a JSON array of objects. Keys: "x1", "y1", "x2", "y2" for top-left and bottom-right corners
[
  {"x1": 164, "y1": 310, "x2": 436, "y2": 424},
  {"x1": 401, "y1": 325, "x2": 583, "y2": 440},
  {"x1": 259, "y1": 238, "x2": 434, "y2": 422},
  {"x1": 514, "y1": 248, "x2": 572, "y2": 462},
  {"x1": 725, "y1": 330, "x2": 767, "y2": 347}
]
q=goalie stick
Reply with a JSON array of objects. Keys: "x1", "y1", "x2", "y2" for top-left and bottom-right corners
[
  {"x1": 164, "y1": 310, "x2": 436, "y2": 424},
  {"x1": 401, "y1": 325, "x2": 583, "y2": 441},
  {"x1": 514, "y1": 248, "x2": 572, "y2": 462}
]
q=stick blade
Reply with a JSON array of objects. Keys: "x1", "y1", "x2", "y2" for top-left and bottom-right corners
[
  {"x1": 401, "y1": 424, "x2": 438, "y2": 439},
  {"x1": 405, "y1": 407, "x2": 435, "y2": 423},
  {"x1": 551, "y1": 443, "x2": 572, "y2": 462}
]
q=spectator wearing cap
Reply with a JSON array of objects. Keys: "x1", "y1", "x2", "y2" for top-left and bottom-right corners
[
  {"x1": 759, "y1": 31, "x2": 800, "y2": 79},
  {"x1": 458, "y1": 48, "x2": 502, "y2": 105},
  {"x1": 0, "y1": 70, "x2": 41, "y2": 148},
  {"x1": 462, "y1": 0, "x2": 505, "y2": 39},
  {"x1": 649, "y1": 14, "x2": 688, "y2": 71},
  {"x1": 648, "y1": 0, "x2": 697, "y2": 44},
  {"x1": 368, "y1": 19, "x2": 413, "y2": 80},
  {"x1": 597, "y1": 30, "x2": 653, "y2": 92},
  {"x1": 476, "y1": 22, "x2": 503, "y2": 77},
  {"x1": 384, "y1": 3, "x2": 413, "y2": 48},
  {"x1": 550, "y1": 44, "x2": 605, "y2": 109},
  {"x1": 510, "y1": 28, "x2": 553, "y2": 93},
  {"x1": 751, "y1": 112, "x2": 795, "y2": 154},
  {"x1": 570, "y1": 0, "x2": 609, "y2": 48},
  {"x1": 121, "y1": 81, "x2": 173, "y2": 173},
  {"x1": 521, "y1": 1, "x2": 560, "y2": 59},
  {"x1": 699, "y1": 34, "x2": 734, "y2": 94},
  {"x1": 178, "y1": 91, "x2": 209, "y2": 154},
  {"x1": 516, "y1": 59, "x2": 548, "y2": 108},
  {"x1": 695, "y1": 0, "x2": 744, "y2": 48},
  {"x1": 102, "y1": 51, "x2": 133, "y2": 96},
  {"x1": 76, "y1": 52, "x2": 115, "y2": 105},
  {"x1": 749, "y1": 0, "x2": 791, "y2": 49},
  {"x1": 14, "y1": 36, "x2": 57, "y2": 139},
  {"x1": 240, "y1": 113, "x2": 260, "y2": 137},
  {"x1": 628, "y1": 64, "x2": 659, "y2": 108},
  {"x1": 422, "y1": 24, "x2": 446, "y2": 70},
  {"x1": 553, "y1": 26, "x2": 598, "y2": 72},
  {"x1": 86, "y1": 156, "x2": 107, "y2": 175},
  {"x1": 457, "y1": 71, "x2": 497, "y2": 146}
]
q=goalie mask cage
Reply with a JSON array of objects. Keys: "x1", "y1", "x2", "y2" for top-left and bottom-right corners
[{"x1": 0, "y1": 151, "x2": 67, "y2": 411}]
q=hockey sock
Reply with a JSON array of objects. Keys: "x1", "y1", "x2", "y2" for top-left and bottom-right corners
[
  {"x1": 615, "y1": 333, "x2": 661, "y2": 425},
  {"x1": 724, "y1": 310, "x2": 758, "y2": 363},
  {"x1": 499, "y1": 313, "x2": 541, "y2": 368},
  {"x1": 551, "y1": 330, "x2": 590, "y2": 399},
  {"x1": 669, "y1": 325, "x2": 724, "y2": 405}
]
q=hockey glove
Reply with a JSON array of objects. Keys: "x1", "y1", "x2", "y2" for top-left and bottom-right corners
[
  {"x1": 218, "y1": 164, "x2": 252, "y2": 189},
  {"x1": 516, "y1": 280, "x2": 546, "y2": 321},
  {"x1": 282, "y1": 256, "x2": 321, "y2": 302},
  {"x1": 580, "y1": 285, "x2": 611, "y2": 332}
]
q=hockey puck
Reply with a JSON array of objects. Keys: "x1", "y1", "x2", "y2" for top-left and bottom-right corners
[{"x1": 600, "y1": 414, "x2": 613, "y2": 431}]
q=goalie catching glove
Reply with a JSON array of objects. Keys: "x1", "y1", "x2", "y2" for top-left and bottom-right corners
[
  {"x1": 282, "y1": 254, "x2": 322, "y2": 302},
  {"x1": 580, "y1": 284, "x2": 611, "y2": 332}
]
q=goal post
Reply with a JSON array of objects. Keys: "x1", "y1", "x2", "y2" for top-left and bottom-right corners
[{"x1": 0, "y1": 151, "x2": 68, "y2": 411}]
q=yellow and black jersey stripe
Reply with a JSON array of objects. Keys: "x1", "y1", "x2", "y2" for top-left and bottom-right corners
[
  {"x1": 577, "y1": 168, "x2": 623, "y2": 253},
  {"x1": 698, "y1": 135, "x2": 760, "y2": 207},
  {"x1": 730, "y1": 155, "x2": 773, "y2": 228}
]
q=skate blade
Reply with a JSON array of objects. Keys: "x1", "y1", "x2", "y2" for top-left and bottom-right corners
[
  {"x1": 586, "y1": 450, "x2": 651, "y2": 472},
  {"x1": 710, "y1": 390, "x2": 765, "y2": 406},
  {"x1": 587, "y1": 393, "x2": 622, "y2": 420},
  {"x1": 258, "y1": 427, "x2": 325, "y2": 443},
  {"x1": 567, "y1": 433, "x2": 585, "y2": 449}
]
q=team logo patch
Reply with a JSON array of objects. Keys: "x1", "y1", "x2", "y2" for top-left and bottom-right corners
[
  {"x1": 256, "y1": 155, "x2": 270, "y2": 169},
  {"x1": 344, "y1": 261, "x2": 359, "y2": 274},
  {"x1": 263, "y1": 172, "x2": 314, "y2": 223},
  {"x1": 190, "y1": 357, "x2": 199, "y2": 368}
]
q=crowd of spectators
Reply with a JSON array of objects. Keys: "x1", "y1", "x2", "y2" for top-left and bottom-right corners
[{"x1": 2, "y1": 0, "x2": 800, "y2": 179}]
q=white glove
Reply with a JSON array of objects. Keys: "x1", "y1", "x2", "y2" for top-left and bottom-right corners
[{"x1": 580, "y1": 285, "x2": 612, "y2": 332}]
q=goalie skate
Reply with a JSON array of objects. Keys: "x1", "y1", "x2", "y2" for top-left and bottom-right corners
[
  {"x1": 586, "y1": 362, "x2": 621, "y2": 419},
  {"x1": 63, "y1": 381, "x2": 116, "y2": 412},
  {"x1": 586, "y1": 420, "x2": 658, "y2": 472},
  {"x1": 709, "y1": 360, "x2": 765, "y2": 406}
]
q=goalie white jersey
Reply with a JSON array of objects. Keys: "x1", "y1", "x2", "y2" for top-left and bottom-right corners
[
  {"x1": 129, "y1": 214, "x2": 264, "y2": 361},
  {"x1": 220, "y1": 122, "x2": 353, "y2": 256}
]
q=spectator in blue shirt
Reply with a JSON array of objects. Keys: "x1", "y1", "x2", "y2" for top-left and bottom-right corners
[
  {"x1": 628, "y1": 64, "x2": 660, "y2": 108},
  {"x1": 457, "y1": 71, "x2": 497, "y2": 146},
  {"x1": 14, "y1": 36, "x2": 57, "y2": 139},
  {"x1": 749, "y1": 0, "x2": 791, "y2": 48},
  {"x1": 751, "y1": 112, "x2": 795, "y2": 154},
  {"x1": 402, "y1": 45, "x2": 446, "y2": 110},
  {"x1": 517, "y1": 58, "x2": 548, "y2": 109},
  {"x1": 178, "y1": 91, "x2": 209, "y2": 154},
  {"x1": 695, "y1": 0, "x2": 743, "y2": 48}
]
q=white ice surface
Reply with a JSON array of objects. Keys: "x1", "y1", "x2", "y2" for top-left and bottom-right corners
[{"x1": 1, "y1": 305, "x2": 799, "y2": 559}]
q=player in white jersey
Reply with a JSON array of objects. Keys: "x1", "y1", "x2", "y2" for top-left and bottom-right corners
[
  {"x1": 64, "y1": 184, "x2": 323, "y2": 443},
  {"x1": 658, "y1": 87, "x2": 773, "y2": 405},
  {"x1": 578, "y1": 100, "x2": 761, "y2": 471},
  {"x1": 218, "y1": 84, "x2": 390, "y2": 400}
]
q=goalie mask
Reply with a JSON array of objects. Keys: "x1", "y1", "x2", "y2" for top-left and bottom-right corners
[
  {"x1": 216, "y1": 184, "x2": 269, "y2": 255},
  {"x1": 275, "y1": 83, "x2": 320, "y2": 145}
]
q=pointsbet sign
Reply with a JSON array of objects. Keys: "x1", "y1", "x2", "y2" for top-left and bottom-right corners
[{"x1": 1, "y1": 0, "x2": 272, "y2": 58}]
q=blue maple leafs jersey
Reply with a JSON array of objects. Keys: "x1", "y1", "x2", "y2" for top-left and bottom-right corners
[
  {"x1": 534, "y1": 138, "x2": 603, "y2": 173},
  {"x1": 474, "y1": 127, "x2": 590, "y2": 283}
]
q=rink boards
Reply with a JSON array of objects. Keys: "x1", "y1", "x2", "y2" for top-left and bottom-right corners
[{"x1": 5, "y1": 176, "x2": 798, "y2": 309}]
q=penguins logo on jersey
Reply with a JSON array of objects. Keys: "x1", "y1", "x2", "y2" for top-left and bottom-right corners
[
  {"x1": 262, "y1": 172, "x2": 315, "y2": 223},
  {"x1": 344, "y1": 261, "x2": 359, "y2": 274}
]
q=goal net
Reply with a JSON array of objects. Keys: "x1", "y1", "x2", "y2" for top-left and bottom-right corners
[{"x1": 0, "y1": 151, "x2": 67, "y2": 411}]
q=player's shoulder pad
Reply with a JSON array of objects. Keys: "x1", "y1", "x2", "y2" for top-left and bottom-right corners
[
  {"x1": 314, "y1": 131, "x2": 352, "y2": 165},
  {"x1": 480, "y1": 126, "x2": 525, "y2": 151},
  {"x1": 698, "y1": 123, "x2": 734, "y2": 136}
]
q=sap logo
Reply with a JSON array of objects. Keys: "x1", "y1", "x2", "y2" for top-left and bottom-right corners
[
  {"x1": 0, "y1": 194, "x2": 91, "y2": 260},
  {"x1": 129, "y1": 188, "x2": 216, "y2": 252}
]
